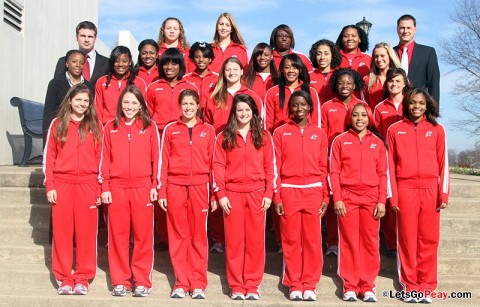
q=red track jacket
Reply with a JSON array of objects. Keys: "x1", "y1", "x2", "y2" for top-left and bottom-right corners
[
  {"x1": 158, "y1": 117, "x2": 215, "y2": 198},
  {"x1": 137, "y1": 65, "x2": 159, "y2": 86},
  {"x1": 272, "y1": 49, "x2": 313, "y2": 72},
  {"x1": 210, "y1": 42, "x2": 248, "y2": 74},
  {"x1": 387, "y1": 117, "x2": 450, "y2": 208},
  {"x1": 339, "y1": 49, "x2": 371, "y2": 78},
  {"x1": 184, "y1": 70, "x2": 219, "y2": 111},
  {"x1": 373, "y1": 98, "x2": 403, "y2": 139},
  {"x1": 309, "y1": 69, "x2": 336, "y2": 105},
  {"x1": 329, "y1": 129, "x2": 388, "y2": 204},
  {"x1": 212, "y1": 130, "x2": 275, "y2": 200},
  {"x1": 272, "y1": 121, "x2": 329, "y2": 204},
  {"x1": 244, "y1": 72, "x2": 276, "y2": 104},
  {"x1": 99, "y1": 118, "x2": 160, "y2": 192},
  {"x1": 145, "y1": 78, "x2": 199, "y2": 132}
]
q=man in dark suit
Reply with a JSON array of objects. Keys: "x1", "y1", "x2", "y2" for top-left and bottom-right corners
[
  {"x1": 54, "y1": 21, "x2": 109, "y2": 88},
  {"x1": 394, "y1": 14, "x2": 440, "y2": 105}
]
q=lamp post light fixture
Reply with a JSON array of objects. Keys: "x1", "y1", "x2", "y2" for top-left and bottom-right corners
[{"x1": 356, "y1": 17, "x2": 372, "y2": 36}]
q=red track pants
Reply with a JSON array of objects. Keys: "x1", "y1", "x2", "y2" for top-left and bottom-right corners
[
  {"x1": 52, "y1": 181, "x2": 98, "y2": 288},
  {"x1": 166, "y1": 183, "x2": 209, "y2": 292},
  {"x1": 397, "y1": 187, "x2": 440, "y2": 292},
  {"x1": 107, "y1": 186, "x2": 154, "y2": 289},
  {"x1": 280, "y1": 187, "x2": 323, "y2": 292},
  {"x1": 224, "y1": 190, "x2": 266, "y2": 294},
  {"x1": 337, "y1": 188, "x2": 380, "y2": 296}
]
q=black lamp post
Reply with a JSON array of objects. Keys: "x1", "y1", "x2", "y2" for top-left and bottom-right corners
[{"x1": 356, "y1": 17, "x2": 372, "y2": 36}]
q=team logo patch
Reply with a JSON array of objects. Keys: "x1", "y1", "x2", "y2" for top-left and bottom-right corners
[
  {"x1": 209, "y1": 83, "x2": 216, "y2": 88},
  {"x1": 311, "y1": 134, "x2": 318, "y2": 140},
  {"x1": 370, "y1": 143, "x2": 377, "y2": 149},
  {"x1": 359, "y1": 62, "x2": 366, "y2": 67},
  {"x1": 283, "y1": 132, "x2": 292, "y2": 136},
  {"x1": 425, "y1": 131, "x2": 433, "y2": 137},
  {"x1": 146, "y1": 203, "x2": 153, "y2": 207},
  {"x1": 343, "y1": 141, "x2": 353, "y2": 145},
  {"x1": 139, "y1": 129, "x2": 146, "y2": 134},
  {"x1": 110, "y1": 130, "x2": 118, "y2": 133},
  {"x1": 381, "y1": 111, "x2": 388, "y2": 114},
  {"x1": 155, "y1": 88, "x2": 164, "y2": 91},
  {"x1": 329, "y1": 109, "x2": 338, "y2": 112},
  {"x1": 172, "y1": 131, "x2": 180, "y2": 135},
  {"x1": 397, "y1": 131, "x2": 406, "y2": 135},
  {"x1": 200, "y1": 132, "x2": 207, "y2": 138}
]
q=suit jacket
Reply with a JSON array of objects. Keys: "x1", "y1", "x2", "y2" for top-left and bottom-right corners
[
  {"x1": 42, "y1": 73, "x2": 93, "y2": 144},
  {"x1": 54, "y1": 50, "x2": 109, "y2": 88},
  {"x1": 394, "y1": 42, "x2": 440, "y2": 105}
]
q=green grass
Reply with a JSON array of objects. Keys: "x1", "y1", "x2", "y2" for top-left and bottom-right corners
[{"x1": 450, "y1": 167, "x2": 480, "y2": 176}]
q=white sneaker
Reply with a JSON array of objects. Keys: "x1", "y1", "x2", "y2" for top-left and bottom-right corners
[
  {"x1": 73, "y1": 283, "x2": 88, "y2": 295},
  {"x1": 289, "y1": 290, "x2": 303, "y2": 301},
  {"x1": 343, "y1": 291, "x2": 358, "y2": 301},
  {"x1": 418, "y1": 295, "x2": 432, "y2": 303},
  {"x1": 303, "y1": 290, "x2": 317, "y2": 301},
  {"x1": 246, "y1": 293, "x2": 260, "y2": 300},
  {"x1": 210, "y1": 242, "x2": 225, "y2": 253},
  {"x1": 133, "y1": 286, "x2": 151, "y2": 297},
  {"x1": 191, "y1": 288, "x2": 206, "y2": 299},
  {"x1": 57, "y1": 284, "x2": 73, "y2": 295},
  {"x1": 326, "y1": 245, "x2": 338, "y2": 256},
  {"x1": 111, "y1": 285, "x2": 128, "y2": 297},
  {"x1": 170, "y1": 288, "x2": 186, "y2": 298},
  {"x1": 230, "y1": 292, "x2": 245, "y2": 300},
  {"x1": 363, "y1": 291, "x2": 377, "y2": 302}
]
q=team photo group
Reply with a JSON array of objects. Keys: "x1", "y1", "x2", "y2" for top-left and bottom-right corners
[{"x1": 43, "y1": 11, "x2": 449, "y2": 303}]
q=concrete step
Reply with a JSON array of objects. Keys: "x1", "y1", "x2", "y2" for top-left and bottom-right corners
[
  {"x1": 0, "y1": 222, "x2": 50, "y2": 244},
  {"x1": 0, "y1": 166, "x2": 44, "y2": 188},
  {"x1": 0, "y1": 187, "x2": 48, "y2": 204},
  {"x1": 439, "y1": 235, "x2": 480, "y2": 254},
  {"x1": 442, "y1": 198, "x2": 480, "y2": 216},
  {"x1": 0, "y1": 202, "x2": 51, "y2": 223},
  {"x1": 440, "y1": 217, "x2": 480, "y2": 236}
]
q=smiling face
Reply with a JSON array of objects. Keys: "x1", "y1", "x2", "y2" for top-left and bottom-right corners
[
  {"x1": 193, "y1": 49, "x2": 212, "y2": 72},
  {"x1": 180, "y1": 94, "x2": 199, "y2": 121},
  {"x1": 282, "y1": 59, "x2": 300, "y2": 84},
  {"x1": 162, "y1": 61, "x2": 180, "y2": 81},
  {"x1": 121, "y1": 92, "x2": 141, "y2": 123},
  {"x1": 140, "y1": 44, "x2": 158, "y2": 69},
  {"x1": 350, "y1": 104, "x2": 368, "y2": 134},
  {"x1": 387, "y1": 74, "x2": 406, "y2": 96},
  {"x1": 66, "y1": 52, "x2": 85, "y2": 79},
  {"x1": 336, "y1": 73, "x2": 355, "y2": 100},
  {"x1": 113, "y1": 53, "x2": 131, "y2": 78},
  {"x1": 316, "y1": 44, "x2": 332, "y2": 71},
  {"x1": 217, "y1": 16, "x2": 232, "y2": 41},
  {"x1": 235, "y1": 101, "x2": 253, "y2": 128},
  {"x1": 397, "y1": 19, "x2": 416, "y2": 45},
  {"x1": 256, "y1": 47, "x2": 273, "y2": 71},
  {"x1": 289, "y1": 95, "x2": 310, "y2": 123},
  {"x1": 69, "y1": 92, "x2": 90, "y2": 120},
  {"x1": 163, "y1": 19, "x2": 180, "y2": 44},
  {"x1": 373, "y1": 47, "x2": 390, "y2": 71},
  {"x1": 342, "y1": 27, "x2": 361, "y2": 53},
  {"x1": 224, "y1": 61, "x2": 243, "y2": 85},
  {"x1": 408, "y1": 93, "x2": 427, "y2": 123}
]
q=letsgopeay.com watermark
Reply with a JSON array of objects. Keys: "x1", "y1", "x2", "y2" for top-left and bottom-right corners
[{"x1": 382, "y1": 290, "x2": 473, "y2": 301}]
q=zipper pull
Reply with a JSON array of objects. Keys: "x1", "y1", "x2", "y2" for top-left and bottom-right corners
[{"x1": 128, "y1": 133, "x2": 131, "y2": 143}]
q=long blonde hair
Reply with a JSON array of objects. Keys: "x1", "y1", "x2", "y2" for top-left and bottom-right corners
[
  {"x1": 367, "y1": 42, "x2": 401, "y2": 92},
  {"x1": 210, "y1": 57, "x2": 243, "y2": 108},
  {"x1": 212, "y1": 12, "x2": 246, "y2": 47}
]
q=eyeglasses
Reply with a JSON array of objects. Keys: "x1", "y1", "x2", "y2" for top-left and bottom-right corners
[{"x1": 276, "y1": 34, "x2": 291, "y2": 39}]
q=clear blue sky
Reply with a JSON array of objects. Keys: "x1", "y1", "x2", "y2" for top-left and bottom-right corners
[{"x1": 98, "y1": 0, "x2": 476, "y2": 151}]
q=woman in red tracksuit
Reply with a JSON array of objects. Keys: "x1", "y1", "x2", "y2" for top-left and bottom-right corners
[
  {"x1": 329, "y1": 103, "x2": 387, "y2": 303},
  {"x1": 273, "y1": 90, "x2": 329, "y2": 301},
  {"x1": 308, "y1": 39, "x2": 342, "y2": 105},
  {"x1": 156, "y1": 17, "x2": 194, "y2": 72},
  {"x1": 205, "y1": 57, "x2": 263, "y2": 253},
  {"x1": 99, "y1": 85, "x2": 160, "y2": 297},
  {"x1": 265, "y1": 53, "x2": 321, "y2": 134},
  {"x1": 158, "y1": 90, "x2": 215, "y2": 300},
  {"x1": 209, "y1": 12, "x2": 248, "y2": 74},
  {"x1": 321, "y1": 68, "x2": 369, "y2": 256},
  {"x1": 95, "y1": 46, "x2": 147, "y2": 125},
  {"x1": 134, "y1": 39, "x2": 160, "y2": 86},
  {"x1": 44, "y1": 84, "x2": 102, "y2": 295},
  {"x1": 243, "y1": 42, "x2": 279, "y2": 101},
  {"x1": 387, "y1": 88, "x2": 449, "y2": 304},
  {"x1": 212, "y1": 94, "x2": 275, "y2": 300},
  {"x1": 373, "y1": 67, "x2": 411, "y2": 258},
  {"x1": 336, "y1": 25, "x2": 371, "y2": 78},
  {"x1": 184, "y1": 42, "x2": 218, "y2": 113},
  {"x1": 269, "y1": 24, "x2": 313, "y2": 72}
]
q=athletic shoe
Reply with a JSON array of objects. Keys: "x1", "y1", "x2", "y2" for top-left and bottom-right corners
[
  {"x1": 133, "y1": 286, "x2": 151, "y2": 297},
  {"x1": 246, "y1": 293, "x2": 260, "y2": 300},
  {"x1": 112, "y1": 285, "x2": 128, "y2": 297},
  {"x1": 210, "y1": 242, "x2": 224, "y2": 253},
  {"x1": 289, "y1": 290, "x2": 303, "y2": 301},
  {"x1": 343, "y1": 291, "x2": 358, "y2": 301},
  {"x1": 386, "y1": 249, "x2": 397, "y2": 258},
  {"x1": 326, "y1": 245, "x2": 338, "y2": 256},
  {"x1": 230, "y1": 292, "x2": 245, "y2": 300},
  {"x1": 418, "y1": 295, "x2": 432, "y2": 303},
  {"x1": 191, "y1": 289, "x2": 206, "y2": 299},
  {"x1": 57, "y1": 284, "x2": 73, "y2": 295},
  {"x1": 73, "y1": 283, "x2": 88, "y2": 295},
  {"x1": 303, "y1": 290, "x2": 317, "y2": 301},
  {"x1": 171, "y1": 288, "x2": 186, "y2": 298},
  {"x1": 363, "y1": 291, "x2": 377, "y2": 302}
]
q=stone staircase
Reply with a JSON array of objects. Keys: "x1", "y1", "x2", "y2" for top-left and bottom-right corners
[{"x1": 0, "y1": 165, "x2": 478, "y2": 306}]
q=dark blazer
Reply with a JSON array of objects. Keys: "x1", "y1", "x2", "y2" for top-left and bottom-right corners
[
  {"x1": 394, "y1": 42, "x2": 440, "y2": 105},
  {"x1": 54, "y1": 50, "x2": 109, "y2": 88},
  {"x1": 42, "y1": 74, "x2": 93, "y2": 145}
]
